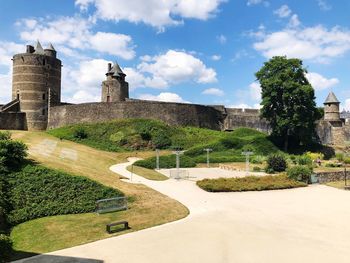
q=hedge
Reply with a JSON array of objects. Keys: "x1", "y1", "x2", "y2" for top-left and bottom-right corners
[
  {"x1": 134, "y1": 155, "x2": 196, "y2": 169},
  {"x1": 7, "y1": 165, "x2": 124, "y2": 225},
  {"x1": 0, "y1": 234, "x2": 12, "y2": 262}
]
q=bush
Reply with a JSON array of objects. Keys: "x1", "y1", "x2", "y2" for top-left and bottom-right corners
[
  {"x1": 253, "y1": 166, "x2": 262, "y2": 172},
  {"x1": 325, "y1": 162, "x2": 342, "y2": 168},
  {"x1": 152, "y1": 131, "x2": 171, "y2": 149},
  {"x1": 7, "y1": 165, "x2": 124, "y2": 225},
  {"x1": 0, "y1": 178, "x2": 9, "y2": 232},
  {"x1": 134, "y1": 154, "x2": 196, "y2": 169},
  {"x1": 266, "y1": 154, "x2": 287, "y2": 173},
  {"x1": 287, "y1": 165, "x2": 312, "y2": 184},
  {"x1": 336, "y1": 153, "x2": 344, "y2": 162},
  {"x1": 0, "y1": 139, "x2": 27, "y2": 168},
  {"x1": 73, "y1": 126, "x2": 88, "y2": 139},
  {"x1": 344, "y1": 158, "x2": 350, "y2": 164},
  {"x1": 296, "y1": 155, "x2": 312, "y2": 166},
  {"x1": 197, "y1": 174, "x2": 306, "y2": 192},
  {"x1": 0, "y1": 234, "x2": 12, "y2": 261},
  {"x1": 305, "y1": 152, "x2": 324, "y2": 161},
  {"x1": 0, "y1": 131, "x2": 11, "y2": 141},
  {"x1": 251, "y1": 155, "x2": 266, "y2": 164}
]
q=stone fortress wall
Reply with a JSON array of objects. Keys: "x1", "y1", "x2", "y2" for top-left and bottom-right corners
[{"x1": 1, "y1": 42, "x2": 349, "y2": 145}]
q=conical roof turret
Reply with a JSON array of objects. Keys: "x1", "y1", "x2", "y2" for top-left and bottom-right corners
[
  {"x1": 34, "y1": 40, "x2": 45, "y2": 54},
  {"x1": 324, "y1": 91, "x2": 340, "y2": 104},
  {"x1": 46, "y1": 43, "x2": 56, "y2": 51},
  {"x1": 108, "y1": 62, "x2": 126, "y2": 76}
]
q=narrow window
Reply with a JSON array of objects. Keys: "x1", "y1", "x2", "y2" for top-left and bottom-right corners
[
  {"x1": 16, "y1": 93, "x2": 20, "y2": 100},
  {"x1": 42, "y1": 93, "x2": 46, "y2": 100},
  {"x1": 43, "y1": 59, "x2": 46, "y2": 66},
  {"x1": 107, "y1": 86, "x2": 110, "y2": 94},
  {"x1": 42, "y1": 109, "x2": 45, "y2": 116},
  {"x1": 107, "y1": 96, "x2": 111, "y2": 103}
]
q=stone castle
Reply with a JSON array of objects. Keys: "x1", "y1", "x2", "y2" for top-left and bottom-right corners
[{"x1": 0, "y1": 42, "x2": 349, "y2": 145}]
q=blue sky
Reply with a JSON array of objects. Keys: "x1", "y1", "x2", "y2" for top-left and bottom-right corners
[{"x1": 1, "y1": 0, "x2": 350, "y2": 110}]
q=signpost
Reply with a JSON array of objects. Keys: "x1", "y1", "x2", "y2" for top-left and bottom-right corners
[
  {"x1": 241, "y1": 151, "x2": 254, "y2": 175},
  {"x1": 156, "y1": 149, "x2": 160, "y2": 170},
  {"x1": 172, "y1": 149, "x2": 184, "y2": 179},
  {"x1": 203, "y1": 148, "x2": 213, "y2": 168}
]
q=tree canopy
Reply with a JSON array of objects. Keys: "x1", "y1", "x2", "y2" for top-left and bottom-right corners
[{"x1": 255, "y1": 56, "x2": 321, "y2": 150}]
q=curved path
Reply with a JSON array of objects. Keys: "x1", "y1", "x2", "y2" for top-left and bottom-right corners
[{"x1": 15, "y1": 159, "x2": 350, "y2": 263}]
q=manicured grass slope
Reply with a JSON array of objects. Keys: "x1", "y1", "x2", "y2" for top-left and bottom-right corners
[
  {"x1": 197, "y1": 175, "x2": 307, "y2": 192},
  {"x1": 9, "y1": 131, "x2": 188, "y2": 255},
  {"x1": 7, "y1": 165, "x2": 123, "y2": 225}
]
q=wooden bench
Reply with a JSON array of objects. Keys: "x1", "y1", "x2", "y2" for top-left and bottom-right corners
[{"x1": 106, "y1": 221, "x2": 129, "y2": 234}]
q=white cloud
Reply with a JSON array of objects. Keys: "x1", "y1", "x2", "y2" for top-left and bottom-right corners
[
  {"x1": 0, "y1": 41, "x2": 24, "y2": 67},
  {"x1": 318, "y1": 0, "x2": 332, "y2": 11},
  {"x1": 128, "y1": 50, "x2": 217, "y2": 89},
  {"x1": 288, "y1": 14, "x2": 301, "y2": 28},
  {"x1": 305, "y1": 72, "x2": 339, "y2": 91},
  {"x1": 75, "y1": 0, "x2": 226, "y2": 30},
  {"x1": 0, "y1": 72, "x2": 12, "y2": 104},
  {"x1": 253, "y1": 25, "x2": 350, "y2": 62},
  {"x1": 17, "y1": 16, "x2": 136, "y2": 60},
  {"x1": 202, "y1": 88, "x2": 224, "y2": 96},
  {"x1": 344, "y1": 99, "x2": 350, "y2": 111},
  {"x1": 211, "y1": 55, "x2": 221, "y2": 61},
  {"x1": 274, "y1": 5, "x2": 291, "y2": 18},
  {"x1": 247, "y1": 0, "x2": 269, "y2": 6},
  {"x1": 138, "y1": 92, "x2": 190, "y2": 103},
  {"x1": 217, "y1": 34, "x2": 227, "y2": 44},
  {"x1": 249, "y1": 82, "x2": 261, "y2": 101},
  {"x1": 69, "y1": 90, "x2": 100, "y2": 103}
]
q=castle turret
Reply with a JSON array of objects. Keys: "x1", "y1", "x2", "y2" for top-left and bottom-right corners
[
  {"x1": 323, "y1": 91, "x2": 340, "y2": 121},
  {"x1": 12, "y1": 41, "x2": 61, "y2": 130},
  {"x1": 101, "y1": 62, "x2": 129, "y2": 103}
]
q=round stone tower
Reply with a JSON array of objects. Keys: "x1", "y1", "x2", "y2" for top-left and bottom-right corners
[
  {"x1": 323, "y1": 91, "x2": 340, "y2": 121},
  {"x1": 12, "y1": 41, "x2": 61, "y2": 130},
  {"x1": 101, "y1": 62, "x2": 129, "y2": 103}
]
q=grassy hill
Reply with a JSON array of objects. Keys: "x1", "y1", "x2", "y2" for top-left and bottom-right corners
[{"x1": 48, "y1": 119, "x2": 279, "y2": 168}]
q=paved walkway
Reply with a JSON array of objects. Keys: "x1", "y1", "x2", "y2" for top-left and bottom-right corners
[{"x1": 15, "y1": 158, "x2": 350, "y2": 263}]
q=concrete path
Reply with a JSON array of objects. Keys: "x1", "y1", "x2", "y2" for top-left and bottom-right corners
[{"x1": 15, "y1": 159, "x2": 350, "y2": 263}]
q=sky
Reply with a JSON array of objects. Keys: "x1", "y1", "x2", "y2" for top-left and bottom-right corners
[{"x1": 0, "y1": 0, "x2": 350, "y2": 110}]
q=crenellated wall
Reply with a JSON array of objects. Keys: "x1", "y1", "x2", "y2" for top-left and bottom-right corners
[{"x1": 48, "y1": 100, "x2": 225, "y2": 130}]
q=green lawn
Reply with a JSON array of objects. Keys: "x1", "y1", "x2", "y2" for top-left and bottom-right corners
[
  {"x1": 126, "y1": 165, "x2": 168, "y2": 181},
  {"x1": 197, "y1": 174, "x2": 307, "y2": 192},
  {"x1": 8, "y1": 131, "x2": 188, "y2": 259}
]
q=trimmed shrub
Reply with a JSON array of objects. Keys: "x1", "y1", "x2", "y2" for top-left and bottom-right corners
[
  {"x1": 266, "y1": 154, "x2": 287, "y2": 173},
  {"x1": 197, "y1": 174, "x2": 306, "y2": 192},
  {"x1": 0, "y1": 139, "x2": 27, "y2": 168},
  {"x1": 134, "y1": 155, "x2": 196, "y2": 169},
  {"x1": 7, "y1": 165, "x2": 124, "y2": 225},
  {"x1": 0, "y1": 234, "x2": 12, "y2": 262},
  {"x1": 287, "y1": 165, "x2": 312, "y2": 184}
]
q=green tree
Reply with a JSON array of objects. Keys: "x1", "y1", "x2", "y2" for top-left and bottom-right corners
[{"x1": 255, "y1": 56, "x2": 321, "y2": 151}]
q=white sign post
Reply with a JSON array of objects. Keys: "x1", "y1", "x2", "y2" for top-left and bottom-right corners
[
  {"x1": 156, "y1": 149, "x2": 160, "y2": 170},
  {"x1": 203, "y1": 148, "x2": 213, "y2": 168},
  {"x1": 242, "y1": 151, "x2": 254, "y2": 175}
]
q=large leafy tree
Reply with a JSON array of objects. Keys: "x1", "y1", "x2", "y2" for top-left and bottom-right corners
[{"x1": 255, "y1": 56, "x2": 321, "y2": 151}]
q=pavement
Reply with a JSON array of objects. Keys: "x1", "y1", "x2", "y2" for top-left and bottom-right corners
[{"x1": 14, "y1": 158, "x2": 350, "y2": 263}]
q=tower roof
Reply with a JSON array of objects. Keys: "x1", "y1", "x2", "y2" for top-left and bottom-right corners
[
  {"x1": 46, "y1": 43, "x2": 56, "y2": 51},
  {"x1": 108, "y1": 62, "x2": 125, "y2": 76},
  {"x1": 34, "y1": 40, "x2": 45, "y2": 54},
  {"x1": 324, "y1": 91, "x2": 340, "y2": 104}
]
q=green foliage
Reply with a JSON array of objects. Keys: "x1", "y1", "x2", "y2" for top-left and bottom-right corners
[
  {"x1": 296, "y1": 154, "x2": 313, "y2": 166},
  {"x1": 325, "y1": 162, "x2": 343, "y2": 168},
  {"x1": 7, "y1": 165, "x2": 123, "y2": 225},
  {"x1": 253, "y1": 166, "x2": 263, "y2": 172},
  {"x1": 0, "y1": 234, "x2": 12, "y2": 261},
  {"x1": 0, "y1": 136, "x2": 27, "y2": 168},
  {"x1": 344, "y1": 158, "x2": 350, "y2": 164},
  {"x1": 73, "y1": 126, "x2": 88, "y2": 139},
  {"x1": 287, "y1": 165, "x2": 312, "y2": 184},
  {"x1": 0, "y1": 178, "x2": 9, "y2": 232},
  {"x1": 0, "y1": 131, "x2": 11, "y2": 141},
  {"x1": 134, "y1": 155, "x2": 196, "y2": 169},
  {"x1": 336, "y1": 153, "x2": 344, "y2": 162},
  {"x1": 266, "y1": 154, "x2": 287, "y2": 173},
  {"x1": 197, "y1": 174, "x2": 306, "y2": 192},
  {"x1": 256, "y1": 56, "x2": 321, "y2": 150},
  {"x1": 152, "y1": 130, "x2": 172, "y2": 149},
  {"x1": 251, "y1": 155, "x2": 266, "y2": 164}
]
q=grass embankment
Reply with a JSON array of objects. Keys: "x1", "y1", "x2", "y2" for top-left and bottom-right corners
[
  {"x1": 126, "y1": 165, "x2": 168, "y2": 181},
  {"x1": 9, "y1": 131, "x2": 188, "y2": 256},
  {"x1": 197, "y1": 175, "x2": 307, "y2": 192},
  {"x1": 47, "y1": 119, "x2": 279, "y2": 168}
]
